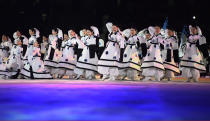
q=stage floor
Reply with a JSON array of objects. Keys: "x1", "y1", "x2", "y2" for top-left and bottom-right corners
[{"x1": 0, "y1": 79, "x2": 210, "y2": 120}]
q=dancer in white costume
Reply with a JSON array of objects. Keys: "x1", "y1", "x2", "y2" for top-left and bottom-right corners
[
  {"x1": 0, "y1": 35, "x2": 12, "y2": 79},
  {"x1": 23, "y1": 28, "x2": 39, "y2": 65},
  {"x1": 141, "y1": 26, "x2": 165, "y2": 81},
  {"x1": 6, "y1": 39, "x2": 24, "y2": 78},
  {"x1": 58, "y1": 32, "x2": 77, "y2": 79},
  {"x1": 56, "y1": 34, "x2": 68, "y2": 78},
  {"x1": 98, "y1": 23, "x2": 125, "y2": 81},
  {"x1": 0, "y1": 56, "x2": 8, "y2": 79},
  {"x1": 180, "y1": 25, "x2": 208, "y2": 82},
  {"x1": 14, "y1": 31, "x2": 29, "y2": 57},
  {"x1": 162, "y1": 27, "x2": 180, "y2": 81},
  {"x1": 119, "y1": 27, "x2": 141, "y2": 80},
  {"x1": 72, "y1": 30, "x2": 85, "y2": 61},
  {"x1": 74, "y1": 26, "x2": 99, "y2": 80},
  {"x1": 44, "y1": 28, "x2": 63, "y2": 78},
  {"x1": 21, "y1": 40, "x2": 52, "y2": 79},
  {"x1": 0, "y1": 35, "x2": 12, "y2": 59},
  {"x1": 20, "y1": 28, "x2": 40, "y2": 78}
]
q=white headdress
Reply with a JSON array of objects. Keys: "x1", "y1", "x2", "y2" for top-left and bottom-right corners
[
  {"x1": 49, "y1": 34, "x2": 53, "y2": 41},
  {"x1": 148, "y1": 26, "x2": 155, "y2": 36},
  {"x1": 189, "y1": 25, "x2": 193, "y2": 35},
  {"x1": 122, "y1": 29, "x2": 130, "y2": 38},
  {"x1": 13, "y1": 32, "x2": 18, "y2": 39},
  {"x1": 8, "y1": 37, "x2": 12, "y2": 42},
  {"x1": 90, "y1": 26, "x2": 99, "y2": 37},
  {"x1": 68, "y1": 30, "x2": 73, "y2": 38},
  {"x1": 197, "y1": 26, "x2": 202, "y2": 35},
  {"x1": 137, "y1": 28, "x2": 147, "y2": 37},
  {"x1": 106, "y1": 22, "x2": 113, "y2": 33},
  {"x1": 57, "y1": 28, "x2": 63, "y2": 39},
  {"x1": 80, "y1": 30, "x2": 84, "y2": 37},
  {"x1": 34, "y1": 28, "x2": 40, "y2": 38},
  {"x1": 189, "y1": 25, "x2": 202, "y2": 35}
]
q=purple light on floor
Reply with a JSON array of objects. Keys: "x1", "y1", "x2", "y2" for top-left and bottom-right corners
[{"x1": 0, "y1": 82, "x2": 210, "y2": 120}]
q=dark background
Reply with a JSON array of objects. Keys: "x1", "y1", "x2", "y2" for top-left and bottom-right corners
[{"x1": 0, "y1": 0, "x2": 209, "y2": 43}]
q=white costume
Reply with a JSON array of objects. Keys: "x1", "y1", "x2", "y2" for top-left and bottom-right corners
[
  {"x1": 44, "y1": 33, "x2": 62, "y2": 76},
  {"x1": 162, "y1": 36, "x2": 180, "y2": 80},
  {"x1": 0, "y1": 41, "x2": 11, "y2": 78},
  {"x1": 98, "y1": 23, "x2": 125, "y2": 80},
  {"x1": 73, "y1": 35, "x2": 85, "y2": 61},
  {"x1": 21, "y1": 47, "x2": 52, "y2": 79},
  {"x1": 13, "y1": 32, "x2": 28, "y2": 57},
  {"x1": 58, "y1": 37, "x2": 77, "y2": 77},
  {"x1": 0, "y1": 53, "x2": 9, "y2": 79},
  {"x1": 23, "y1": 34, "x2": 37, "y2": 63},
  {"x1": 141, "y1": 27, "x2": 165, "y2": 81},
  {"x1": 119, "y1": 34, "x2": 141, "y2": 80},
  {"x1": 180, "y1": 26, "x2": 208, "y2": 82},
  {"x1": 0, "y1": 40, "x2": 12, "y2": 59},
  {"x1": 6, "y1": 43, "x2": 24, "y2": 78},
  {"x1": 74, "y1": 35, "x2": 98, "y2": 79},
  {"x1": 138, "y1": 35, "x2": 151, "y2": 60}
]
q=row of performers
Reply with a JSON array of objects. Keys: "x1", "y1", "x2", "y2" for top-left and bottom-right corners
[{"x1": 0, "y1": 23, "x2": 209, "y2": 82}]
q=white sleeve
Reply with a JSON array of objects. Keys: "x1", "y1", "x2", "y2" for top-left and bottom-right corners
[
  {"x1": 22, "y1": 35, "x2": 29, "y2": 45},
  {"x1": 117, "y1": 34, "x2": 125, "y2": 48},
  {"x1": 199, "y1": 36, "x2": 207, "y2": 45},
  {"x1": 148, "y1": 26, "x2": 155, "y2": 36}
]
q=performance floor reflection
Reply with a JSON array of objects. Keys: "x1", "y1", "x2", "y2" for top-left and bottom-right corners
[{"x1": 0, "y1": 80, "x2": 210, "y2": 120}]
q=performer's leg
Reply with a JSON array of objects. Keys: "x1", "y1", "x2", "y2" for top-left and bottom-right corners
[
  {"x1": 154, "y1": 69, "x2": 164, "y2": 81},
  {"x1": 127, "y1": 69, "x2": 136, "y2": 80},
  {"x1": 98, "y1": 66, "x2": 110, "y2": 80},
  {"x1": 85, "y1": 70, "x2": 95, "y2": 80},
  {"x1": 120, "y1": 69, "x2": 127, "y2": 80},
  {"x1": 165, "y1": 70, "x2": 174, "y2": 81},
  {"x1": 101, "y1": 74, "x2": 109, "y2": 80},
  {"x1": 141, "y1": 69, "x2": 152, "y2": 81},
  {"x1": 74, "y1": 68, "x2": 84, "y2": 80},
  {"x1": 182, "y1": 68, "x2": 192, "y2": 82},
  {"x1": 191, "y1": 69, "x2": 200, "y2": 82},
  {"x1": 45, "y1": 67, "x2": 51, "y2": 74},
  {"x1": 107, "y1": 68, "x2": 119, "y2": 81},
  {"x1": 0, "y1": 75, "x2": 5, "y2": 79}
]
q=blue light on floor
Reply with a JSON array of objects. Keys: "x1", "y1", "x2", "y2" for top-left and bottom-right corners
[{"x1": 0, "y1": 83, "x2": 210, "y2": 120}]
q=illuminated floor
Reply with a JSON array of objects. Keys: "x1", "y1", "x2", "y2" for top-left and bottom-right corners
[{"x1": 0, "y1": 80, "x2": 210, "y2": 120}]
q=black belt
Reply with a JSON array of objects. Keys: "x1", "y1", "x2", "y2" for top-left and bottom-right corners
[
  {"x1": 187, "y1": 41, "x2": 197, "y2": 47},
  {"x1": 66, "y1": 45, "x2": 74, "y2": 47},
  {"x1": 109, "y1": 40, "x2": 118, "y2": 43},
  {"x1": 151, "y1": 43, "x2": 158, "y2": 45},
  {"x1": 187, "y1": 41, "x2": 196, "y2": 45},
  {"x1": 33, "y1": 56, "x2": 41, "y2": 58},
  {"x1": 127, "y1": 44, "x2": 136, "y2": 46},
  {"x1": 109, "y1": 40, "x2": 119, "y2": 46}
]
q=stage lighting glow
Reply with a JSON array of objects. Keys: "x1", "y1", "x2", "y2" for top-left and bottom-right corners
[{"x1": 193, "y1": 16, "x2": 196, "y2": 19}]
